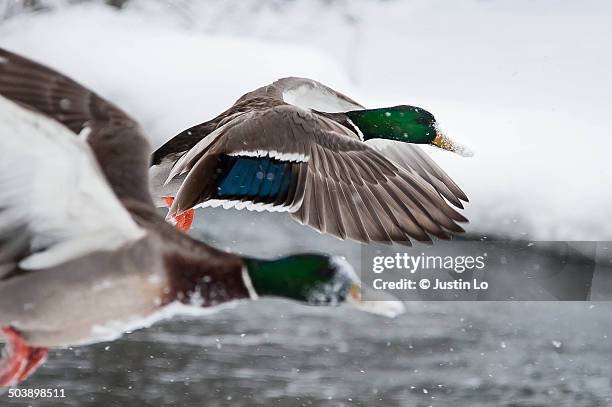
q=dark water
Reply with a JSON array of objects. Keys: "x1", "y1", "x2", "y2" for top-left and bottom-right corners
[
  {"x1": 3, "y1": 210, "x2": 612, "y2": 406},
  {"x1": 6, "y1": 302, "x2": 612, "y2": 407}
]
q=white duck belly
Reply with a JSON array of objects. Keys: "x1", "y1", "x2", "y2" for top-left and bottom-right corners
[{"x1": 0, "y1": 243, "x2": 166, "y2": 347}]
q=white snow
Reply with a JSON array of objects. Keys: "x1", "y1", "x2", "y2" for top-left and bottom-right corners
[
  {"x1": 1, "y1": 0, "x2": 611, "y2": 241},
  {"x1": 0, "y1": 3, "x2": 352, "y2": 148}
]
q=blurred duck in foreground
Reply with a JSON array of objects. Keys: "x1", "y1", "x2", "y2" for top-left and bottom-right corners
[
  {"x1": 151, "y1": 77, "x2": 472, "y2": 244},
  {"x1": 0, "y1": 48, "x2": 403, "y2": 387}
]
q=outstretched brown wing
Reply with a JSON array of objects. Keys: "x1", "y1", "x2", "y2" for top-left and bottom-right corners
[
  {"x1": 0, "y1": 47, "x2": 153, "y2": 206},
  {"x1": 366, "y1": 139, "x2": 468, "y2": 208},
  {"x1": 166, "y1": 105, "x2": 467, "y2": 244}
]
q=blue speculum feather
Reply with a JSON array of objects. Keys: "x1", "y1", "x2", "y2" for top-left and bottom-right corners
[{"x1": 216, "y1": 156, "x2": 291, "y2": 201}]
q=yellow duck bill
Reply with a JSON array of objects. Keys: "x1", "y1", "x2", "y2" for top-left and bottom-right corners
[
  {"x1": 346, "y1": 283, "x2": 406, "y2": 318},
  {"x1": 432, "y1": 131, "x2": 474, "y2": 157}
]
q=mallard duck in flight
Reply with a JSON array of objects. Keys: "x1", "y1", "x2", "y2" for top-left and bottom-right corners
[
  {"x1": 151, "y1": 77, "x2": 472, "y2": 244},
  {"x1": 0, "y1": 48, "x2": 403, "y2": 387}
]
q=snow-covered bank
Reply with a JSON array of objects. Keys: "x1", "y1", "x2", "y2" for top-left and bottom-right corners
[
  {"x1": 1, "y1": 0, "x2": 610, "y2": 241},
  {"x1": 0, "y1": 3, "x2": 355, "y2": 145}
]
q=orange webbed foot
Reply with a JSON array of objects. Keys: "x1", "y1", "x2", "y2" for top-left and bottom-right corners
[
  {"x1": 174, "y1": 208, "x2": 195, "y2": 232},
  {"x1": 0, "y1": 327, "x2": 48, "y2": 387},
  {"x1": 163, "y1": 196, "x2": 195, "y2": 232}
]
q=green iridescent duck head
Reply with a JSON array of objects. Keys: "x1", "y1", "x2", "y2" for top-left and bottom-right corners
[
  {"x1": 346, "y1": 105, "x2": 473, "y2": 157},
  {"x1": 244, "y1": 254, "x2": 404, "y2": 317}
]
